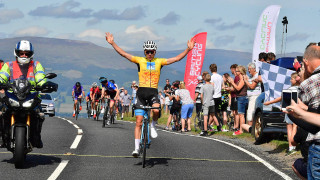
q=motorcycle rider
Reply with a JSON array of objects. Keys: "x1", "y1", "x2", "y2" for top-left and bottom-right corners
[{"x1": 0, "y1": 40, "x2": 47, "y2": 148}]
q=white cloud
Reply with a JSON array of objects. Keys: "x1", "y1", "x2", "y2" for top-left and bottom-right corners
[
  {"x1": 62, "y1": 69, "x2": 82, "y2": 79},
  {"x1": 0, "y1": 9, "x2": 24, "y2": 24},
  {"x1": 78, "y1": 29, "x2": 104, "y2": 38},
  {"x1": 13, "y1": 26, "x2": 49, "y2": 36}
]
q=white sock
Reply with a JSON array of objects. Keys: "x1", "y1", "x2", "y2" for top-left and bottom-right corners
[
  {"x1": 151, "y1": 121, "x2": 156, "y2": 128},
  {"x1": 289, "y1": 146, "x2": 296, "y2": 151},
  {"x1": 73, "y1": 110, "x2": 75, "y2": 114},
  {"x1": 94, "y1": 110, "x2": 96, "y2": 114},
  {"x1": 135, "y1": 139, "x2": 140, "y2": 150}
]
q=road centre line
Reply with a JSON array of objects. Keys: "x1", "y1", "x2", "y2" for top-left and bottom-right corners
[
  {"x1": 24, "y1": 152, "x2": 260, "y2": 163},
  {"x1": 117, "y1": 120, "x2": 292, "y2": 180},
  {"x1": 47, "y1": 160, "x2": 69, "y2": 180}
]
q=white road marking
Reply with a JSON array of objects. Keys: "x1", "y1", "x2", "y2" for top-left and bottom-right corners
[
  {"x1": 47, "y1": 160, "x2": 69, "y2": 180},
  {"x1": 56, "y1": 116, "x2": 83, "y2": 149},
  {"x1": 70, "y1": 135, "x2": 82, "y2": 149}
]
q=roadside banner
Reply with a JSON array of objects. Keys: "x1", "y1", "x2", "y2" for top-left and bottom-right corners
[
  {"x1": 252, "y1": 5, "x2": 281, "y2": 68},
  {"x1": 184, "y1": 32, "x2": 207, "y2": 100}
]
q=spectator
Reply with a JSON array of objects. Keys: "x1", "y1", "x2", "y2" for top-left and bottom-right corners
[
  {"x1": 163, "y1": 79, "x2": 171, "y2": 114},
  {"x1": 227, "y1": 65, "x2": 248, "y2": 135},
  {"x1": 243, "y1": 63, "x2": 261, "y2": 131},
  {"x1": 258, "y1": 52, "x2": 267, "y2": 63},
  {"x1": 118, "y1": 87, "x2": 125, "y2": 116},
  {"x1": 199, "y1": 74, "x2": 215, "y2": 136},
  {"x1": 194, "y1": 75, "x2": 204, "y2": 116},
  {"x1": 159, "y1": 91, "x2": 165, "y2": 110},
  {"x1": 131, "y1": 80, "x2": 137, "y2": 105},
  {"x1": 175, "y1": 81, "x2": 194, "y2": 132},
  {"x1": 221, "y1": 73, "x2": 231, "y2": 132},
  {"x1": 264, "y1": 72, "x2": 300, "y2": 155},
  {"x1": 209, "y1": 64, "x2": 223, "y2": 131},
  {"x1": 294, "y1": 44, "x2": 320, "y2": 180},
  {"x1": 266, "y1": 52, "x2": 276, "y2": 63},
  {"x1": 121, "y1": 90, "x2": 131, "y2": 119},
  {"x1": 164, "y1": 81, "x2": 181, "y2": 131},
  {"x1": 226, "y1": 64, "x2": 239, "y2": 131}
]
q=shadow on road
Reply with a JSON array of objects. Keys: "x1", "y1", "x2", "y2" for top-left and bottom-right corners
[
  {"x1": 2, "y1": 154, "x2": 62, "y2": 169},
  {"x1": 134, "y1": 157, "x2": 169, "y2": 168}
]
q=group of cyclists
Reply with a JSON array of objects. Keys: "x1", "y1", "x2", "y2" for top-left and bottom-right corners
[
  {"x1": 71, "y1": 32, "x2": 195, "y2": 157},
  {"x1": 71, "y1": 77, "x2": 119, "y2": 125}
]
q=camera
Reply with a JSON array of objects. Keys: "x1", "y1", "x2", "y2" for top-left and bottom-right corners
[{"x1": 281, "y1": 89, "x2": 298, "y2": 111}]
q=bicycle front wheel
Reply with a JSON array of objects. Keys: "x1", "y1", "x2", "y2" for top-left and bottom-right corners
[
  {"x1": 142, "y1": 123, "x2": 148, "y2": 168},
  {"x1": 76, "y1": 101, "x2": 80, "y2": 120}
]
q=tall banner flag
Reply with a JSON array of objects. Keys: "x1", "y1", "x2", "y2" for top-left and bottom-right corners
[
  {"x1": 252, "y1": 5, "x2": 281, "y2": 66},
  {"x1": 184, "y1": 32, "x2": 207, "y2": 100}
]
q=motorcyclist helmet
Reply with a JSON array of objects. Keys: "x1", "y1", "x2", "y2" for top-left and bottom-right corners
[
  {"x1": 75, "y1": 82, "x2": 81, "y2": 87},
  {"x1": 143, "y1": 40, "x2": 157, "y2": 51},
  {"x1": 14, "y1": 40, "x2": 34, "y2": 64}
]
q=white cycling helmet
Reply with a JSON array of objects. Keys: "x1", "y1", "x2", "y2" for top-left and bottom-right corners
[
  {"x1": 92, "y1": 82, "x2": 97, "y2": 88},
  {"x1": 143, "y1": 40, "x2": 157, "y2": 51},
  {"x1": 14, "y1": 40, "x2": 34, "y2": 64}
]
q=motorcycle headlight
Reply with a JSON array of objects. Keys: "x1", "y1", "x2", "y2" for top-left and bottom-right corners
[
  {"x1": 22, "y1": 99, "x2": 34, "y2": 108},
  {"x1": 48, "y1": 103, "x2": 54, "y2": 107},
  {"x1": 9, "y1": 98, "x2": 19, "y2": 107}
]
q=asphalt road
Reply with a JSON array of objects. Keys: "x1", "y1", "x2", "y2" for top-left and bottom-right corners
[{"x1": 0, "y1": 116, "x2": 296, "y2": 180}]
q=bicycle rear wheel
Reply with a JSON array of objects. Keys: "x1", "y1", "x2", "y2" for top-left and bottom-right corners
[
  {"x1": 75, "y1": 101, "x2": 79, "y2": 120},
  {"x1": 142, "y1": 122, "x2": 148, "y2": 168}
]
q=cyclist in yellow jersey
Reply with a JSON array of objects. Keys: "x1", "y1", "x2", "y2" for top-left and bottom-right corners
[{"x1": 105, "y1": 32, "x2": 195, "y2": 157}]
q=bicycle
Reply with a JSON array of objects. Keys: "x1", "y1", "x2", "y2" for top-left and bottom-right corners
[
  {"x1": 135, "y1": 105, "x2": 161, "y2": 168},
  {"x1": 172, "y1": 110, "x2": 181, "y2": 131},
  {"x1": 226, "y1": 109, "x2": 234, "y2": 131},
  {"x1": 94, "y1": 99, "x2": 102, "y2": 121},
  {"x1": 102, "y1": 98, "x2": 110, "y2": 127},
  {"x1": 73, "y1": 97, "x2": 80, "y2": 120},
  {"x1": 87, "y1": 100, "x2": 92, "y2": 118},
  {"x1": 194, "y1": 110, "x2": 204, "y2": 131}
]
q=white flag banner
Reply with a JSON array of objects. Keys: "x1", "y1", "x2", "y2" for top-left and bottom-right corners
[{"x1": 252, "y1": 5, "x2": 281, "y2": 67}]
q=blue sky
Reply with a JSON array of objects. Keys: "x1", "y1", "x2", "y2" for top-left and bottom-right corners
[{"x1": 0, "y1": 0, "x2": 319, "y2": 53}]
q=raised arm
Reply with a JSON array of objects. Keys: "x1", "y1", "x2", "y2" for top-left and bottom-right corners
[
  {"x1": 105, "y1": 32, "x2": 133, "y2": 62},
  {"x1": 166, "y1": 37, "x2": 195, "y2": 65}
]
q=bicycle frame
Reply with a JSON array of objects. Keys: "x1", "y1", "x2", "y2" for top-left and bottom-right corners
[{"x1": 136, "y1": 105, "x2": 161, "y2": 168}]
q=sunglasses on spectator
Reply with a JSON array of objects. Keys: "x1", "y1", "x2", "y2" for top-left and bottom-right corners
[{"x1": 146, "y1": 50, "x2": 155, "y2": 55}]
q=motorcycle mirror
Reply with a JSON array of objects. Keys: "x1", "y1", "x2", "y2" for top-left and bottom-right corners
[{"x1": 45, "y1": 73, "x2": 57, "y2": 79}]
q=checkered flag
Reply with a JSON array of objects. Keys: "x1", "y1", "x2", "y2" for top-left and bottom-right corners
[{"x1": 259, "y1": 62, "x2": 295, "y2": 105}]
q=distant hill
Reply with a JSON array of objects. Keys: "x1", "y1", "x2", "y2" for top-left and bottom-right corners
[{"x1": 0, "y1": 37, "x2": 302, "y2": 113}]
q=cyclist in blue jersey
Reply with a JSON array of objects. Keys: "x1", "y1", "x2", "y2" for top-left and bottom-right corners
[
  {"x1": 72, "y1": 82, "x2": 85, "y2": 117},
  {"x1": 100, "y1": 77, "x2": 120, "y2": 125}
]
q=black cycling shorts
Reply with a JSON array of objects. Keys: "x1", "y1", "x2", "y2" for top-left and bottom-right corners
[
  {"x1": 134, "y1": 87, "x2": 160, "y2": 109},
  {"x1": 106, "y1": 90, "x2": 117, "y2": 100}
]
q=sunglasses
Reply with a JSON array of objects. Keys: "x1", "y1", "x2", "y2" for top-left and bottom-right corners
[
  {"x1": 146, "y1": 50, "x2": 155, "y2": 55},
  {"x1": 18, "y1": 51, "x2": 33, "y2": 57}
]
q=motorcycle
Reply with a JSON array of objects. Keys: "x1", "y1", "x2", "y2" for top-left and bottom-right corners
[{"x1": 0, "y1": 73, "x2": 58, "y2": 168}]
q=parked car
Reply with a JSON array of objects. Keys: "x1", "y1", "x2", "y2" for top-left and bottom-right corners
[
  {"x1": 39, "y1": 93, "x2": 56, "y2": 117},
  {"x1": 252, "y1": 94, "x2": 287, "y2": 143},
  {"x1": 252, "y1": 57, "x2": 296, "y2": 144}
]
